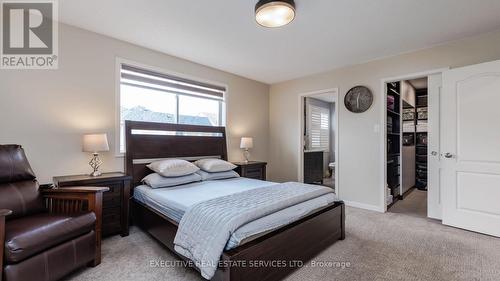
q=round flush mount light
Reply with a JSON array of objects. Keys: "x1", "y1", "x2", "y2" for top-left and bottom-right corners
[{"x1": 255, "y1": 0, "x2": 296, "y2": 28}]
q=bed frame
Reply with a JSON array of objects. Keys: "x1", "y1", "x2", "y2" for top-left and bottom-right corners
[{"x1": 125, "y1": 120, "x2": 345, "y2": 281}]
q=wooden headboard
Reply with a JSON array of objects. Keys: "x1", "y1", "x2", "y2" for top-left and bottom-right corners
[{"x1": 124, "y1": 120, "x2": 228, "y2": 187}]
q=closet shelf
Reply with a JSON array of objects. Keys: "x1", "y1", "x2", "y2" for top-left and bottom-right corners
[
  {"x1": 388, "y1": 88, "x2": 400, "y2": 96},
  {"x1": 387, "y1": 109, "x2": 400, "y2": 116}
]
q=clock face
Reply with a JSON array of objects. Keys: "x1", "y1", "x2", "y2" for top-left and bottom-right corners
[{"x1": 344, "y1": 86, "x2": 373, "y2": 113}]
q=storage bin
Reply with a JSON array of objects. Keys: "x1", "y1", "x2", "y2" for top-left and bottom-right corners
[
  {"x1": 403, "y1": 108, "x2": 415, "y2": 121},
  {"x1": 416, "y1": 125, "x2": 427, "y2": 132},
  {"x1": 417, "y1": 96, "x2": 427, "y2": 107},
  {"x1": 416, "y1": 146, "x2": 427, "y2": 155},
  {"x1": 403, "y1": 121, "x2": 415, "y2": 132},
  {"x1": 386, "y1": 194, "x2": 393, "y2": 205},
  {"x1": 416, "y1": 179, "x2": 427, "y2": 189},
  {"x1": 391, "y1": 187, "x2": 401, "y2": 197},
  {"x1": 417, "y1": 163, "x2": 427, "y2": 170},
  {"x1": 417, "y1": 168, "x2": 427, "y2": 177},
  {"x1": 416, "y1": 155, "x2": 427, "y2": 162},
  {"x1": 387, "y1": 156, "x2": 399, "y2": 189},
  {"x1": 417, "y1": 107, "x2": 428, "y2": 119},
  {"x1": 403, "y1": 134, "x2": 414, "y2": 145},
  {"x1": 417, "y1": 133, "x2": 428, "y2": 145}
]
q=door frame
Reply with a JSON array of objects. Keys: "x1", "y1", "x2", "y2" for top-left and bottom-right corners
[
  {"x1": 379, "y1": 68, "x2": 449, "y2": 212},
  {"x1": 297, "y1": 88, "x2": 339, "y2": 195}
]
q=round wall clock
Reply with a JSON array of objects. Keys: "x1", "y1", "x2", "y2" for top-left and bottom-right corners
[{"x1": 344, "y1": 86, "x2": 373, "y2": 113}]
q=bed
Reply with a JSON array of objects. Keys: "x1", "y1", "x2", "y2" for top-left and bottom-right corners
[{"x1": 125, "y1": 120, "x2": 345, "y2": 281}]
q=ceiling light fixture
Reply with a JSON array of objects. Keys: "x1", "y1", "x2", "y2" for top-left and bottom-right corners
[{"x1": 255, "y1": 0, "x2": 296, "y2": 28}]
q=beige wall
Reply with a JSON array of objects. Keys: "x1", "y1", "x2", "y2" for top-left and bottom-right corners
[
  {"x1": 2, "y1": 21, "x2": 500, "y2": 210},
  {"x1": 269, "y1": 30, "x2": 500, "y2": 210},
  {"x1": 0, "y1": 24, "x2": 270, "y2": 184}
]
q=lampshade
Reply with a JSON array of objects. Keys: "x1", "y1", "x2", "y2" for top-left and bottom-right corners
[
  {"x1": 255, "y1": 0, "x2": 296, "y2": 28},
  {"x1": 240, "y1": 137, "x2": 254, "y2": 149},
  {"x1": 83, "y1": 134, "x2": 109, "y2": 153}
]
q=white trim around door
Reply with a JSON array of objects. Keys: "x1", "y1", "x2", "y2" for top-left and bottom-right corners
[
  {"x1": 297, "y1": 88, "x2": 339, "y2": 196},
  {"x1": 379, "y1": 68, "x2": 449, "y2": 213}
]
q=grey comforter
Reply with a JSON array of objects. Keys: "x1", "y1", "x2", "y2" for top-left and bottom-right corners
[{"x1": 173, "y1": 182, "x2": 334, "y2": 279}]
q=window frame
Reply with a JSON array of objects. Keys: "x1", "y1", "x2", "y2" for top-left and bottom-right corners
[{"x1": 115, "y1": 58, "x2": 228, "y2": 157}]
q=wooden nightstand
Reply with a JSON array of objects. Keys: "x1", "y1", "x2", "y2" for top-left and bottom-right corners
[
  {"x1": 53, "y1": 172, "x2": 132, "y2": 237},
  {"x1": 233, "y1": 161, "x2": 267, "y2": 180}
]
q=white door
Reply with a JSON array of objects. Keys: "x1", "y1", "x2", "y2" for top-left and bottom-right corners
[
  {"x1": 427, "y1": 74, "x2": 443, "y2": 220},
  {"x1": 442, "y1": 60, "x2": 500, "y2": 237}
]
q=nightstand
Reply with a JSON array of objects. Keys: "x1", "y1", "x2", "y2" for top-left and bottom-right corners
[
  {"x1": 53, "y1": 172, "x2": 132, "y2": 237},
  {"x1": 233, "y1": 161, "x2": 267, "y2": 180}
]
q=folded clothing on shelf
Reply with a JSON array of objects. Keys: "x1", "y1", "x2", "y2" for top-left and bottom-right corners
[{"x1": 387, "y1": 96, "x2": 395, "y2": 111}]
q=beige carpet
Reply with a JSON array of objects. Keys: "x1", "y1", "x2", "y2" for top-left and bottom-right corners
[
  {"x1": 67, "y1": 206, "x2": 500, "y2": 281},
  {"x1": 389, "y1": 189, "x2": 428, "y2": 218}
]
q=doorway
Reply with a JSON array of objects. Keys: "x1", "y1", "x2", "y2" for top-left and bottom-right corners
[
  {"x1": 380, "y1": 69, "x2": 446, "y2": 217},
  {"x1": 298, "y1": 89, "x2": 339, "y2": 194},
  {"x1": 380, "y1": 61, "x2": 500, "y2": 237},
  {"x1": 385, "y1": 78, "x2": 429, "y2": 217}
]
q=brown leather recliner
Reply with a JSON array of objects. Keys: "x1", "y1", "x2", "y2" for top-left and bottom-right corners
[{"x1": 0, "y1": 145, "x2": 108, "y2": 281}]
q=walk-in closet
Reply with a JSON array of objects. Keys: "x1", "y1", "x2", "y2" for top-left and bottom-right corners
[{"x1": 386, "y1": 78, "x2": 428, "y2": 217}]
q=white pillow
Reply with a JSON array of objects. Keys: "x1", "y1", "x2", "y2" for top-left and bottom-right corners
[
  {"x1": 142, "y1": 173, "x2": 202, "y2": 188},
  {"x1": 196, "y1": 170, "x2": 240, "y2": 181},
  {"x1": 146, "y1": 159, "x2": 199, "y2": 177},
  {"x1": 194, "y1": 158, "x2": 237, "y2": 173}
]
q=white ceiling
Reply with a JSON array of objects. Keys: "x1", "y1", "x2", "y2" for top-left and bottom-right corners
[{"x1": 59, "y1": 0, "x2": 500, "y2": 84}]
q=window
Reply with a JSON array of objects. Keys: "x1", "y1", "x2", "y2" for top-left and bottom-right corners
[
  {"x1": 307, "y1": 104, "x2": 330, "y2": 151},
  {"x1": 119, "y1": 64, "x2": 226, "y2": 153}
]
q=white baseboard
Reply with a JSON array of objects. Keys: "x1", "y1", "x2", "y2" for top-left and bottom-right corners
[{"x1": 342, "y1": 200, "x2": 385, "y2": 213}]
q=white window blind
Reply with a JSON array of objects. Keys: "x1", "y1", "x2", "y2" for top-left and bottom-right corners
[{"x1": 308, "y1": 105, "x2": 330, "y2": 150}]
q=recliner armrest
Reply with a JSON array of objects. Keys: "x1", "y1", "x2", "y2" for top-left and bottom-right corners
[
  {"x1": 42, "y1": 186, "x2": 109, "y2": 214},
  {"x1": 0, "y1": 209, "x2": 12, "y2": 217},
  {"x1": 1, "y1": 209, "x2": 12, "y2": 281},
  {"x1": 42, "y1": 186, "x2": 109, "y2": 194},
  {"x1": 42, "y1": 187, "x2": 109, "y2": 266}
]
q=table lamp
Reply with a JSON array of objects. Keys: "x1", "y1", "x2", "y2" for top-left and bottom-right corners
[
  {"x1": 240, "y1": 137, "x2": 254, "y2": 163},
  {"x1": 83, "y1": 133, "x2": 109, "y2": 177}
]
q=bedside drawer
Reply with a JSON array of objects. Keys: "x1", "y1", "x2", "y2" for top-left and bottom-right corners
[
  {"x1": 102, "y1": 206, "x2": 121, "y2": 235},
  {"x1": 245, "y1": 169, "x2": 263, "y2": 179},
  {"x1": 80, "y1": 181, "x2": 122, "y2": 208},
  {"x1": 233, "y1": 162, "x2": 267, "y2": 181},
  {"x1": 102, "y1": 183, "x2": 122, "y2": 208}
]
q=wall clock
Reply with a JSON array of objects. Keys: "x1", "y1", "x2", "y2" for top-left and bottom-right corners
[{"x1": 344, "y1": 86, "x2": 373, "y2": 113}]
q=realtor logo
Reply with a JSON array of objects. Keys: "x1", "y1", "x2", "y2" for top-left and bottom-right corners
[{"x1": 1, "y1": 0, "x2": 58, "y2": 69}]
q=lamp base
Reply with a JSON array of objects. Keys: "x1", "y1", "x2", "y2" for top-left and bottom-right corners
[
  {"x1": 90, "y1": 170, "x2": 102, "y2": 177},
  {"x1": 89, "y1": 153, "x2": 103, "y2": 177},
  {"x1": 243, "y1": 149, "x2": 250, "y2": 163}
]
